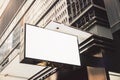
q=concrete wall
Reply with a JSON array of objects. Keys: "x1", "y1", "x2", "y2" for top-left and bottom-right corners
[
  {"x1": 88, "y1": 24, "x2": 113, "y2": 39},
  {"x1": 104, "y1": 0, "x2": 120, "y2": 27},
  {"x1": 104, "y1": 0, "x2": 120, "y2": 33},
  {"x1": 109, "y1": 72, "x2": 120, "y2": 80},
  {"x1": 0, "y1": 0, "x2": 25, "y2": 37}
]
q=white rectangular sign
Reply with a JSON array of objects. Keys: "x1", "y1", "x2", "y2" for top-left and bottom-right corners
[{"x1": 25, "y1": 24, "x2": 80, "y2": 66}]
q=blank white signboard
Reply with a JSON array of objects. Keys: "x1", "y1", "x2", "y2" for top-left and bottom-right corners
[{"x1": 25, "y1": 24, "x2": 80, "y2": 66}]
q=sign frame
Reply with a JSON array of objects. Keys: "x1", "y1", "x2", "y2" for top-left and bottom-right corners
[{"x1": 20, "y1": 23, "x2": 81, "y2": 67}]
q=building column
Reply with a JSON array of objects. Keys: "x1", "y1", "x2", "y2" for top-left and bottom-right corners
[
  {"x1": 80, "y1": 35, "x2": 113, "y2": 80},
  {"x1": 87, "y1": 66, "x2": 107, "y2": 80}
]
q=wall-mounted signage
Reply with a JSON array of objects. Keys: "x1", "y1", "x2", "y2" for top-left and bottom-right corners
[{"x1": 20, "y1": 23, "x2": 80, "y2": 66}]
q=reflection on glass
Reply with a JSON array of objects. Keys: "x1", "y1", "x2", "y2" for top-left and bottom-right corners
[{"x1": 0, "y1": 25, "x2": 20, "y2": 61}]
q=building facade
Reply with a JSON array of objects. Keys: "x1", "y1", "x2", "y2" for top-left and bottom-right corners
[
  {"x1": 0, "y1": 0, "x2": 120, "y2": 80},
  {"x1": 104, "y1": 0, "x2": 120, "y2": 79}
]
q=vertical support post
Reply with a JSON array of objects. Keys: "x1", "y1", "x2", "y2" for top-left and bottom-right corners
[
  {"x1": 86, "y1": 48, "x2": 111, "y2": 80},
  {"x1": 87, "y1": 66, "x2": 107, "y2": 80},
  {"x1": 79, "y1": 35, "x2": 113, "y2": 80}
]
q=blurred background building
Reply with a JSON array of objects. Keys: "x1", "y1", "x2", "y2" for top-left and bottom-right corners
[{"x1": 0, "y1": 0, "x2": 120, "y2": 80}]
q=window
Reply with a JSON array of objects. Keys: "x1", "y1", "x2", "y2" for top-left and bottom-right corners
[
  {"x1": 69, "y1": 17, "x2": 72, "y2": 22},
  {"x1": 85, "y1": 14, "x2": 89, "y2": 22},
  {"x1": 83, "y1": 0, "x2": 87, "y2": 7},
  {"x1": 89, "y1": 10, "x2": 95, "y2": 19},
  {"x1": 92, "y1": 0, "x2": 105, "y2": 8},
  {"x1": 12, "y1": 24, "x2": 20, "y2": 48},
  {"x1": 0, "y1": 33, "x2": 13, "y2": 61},
  {"x1": 76, "y1": 1, "x2": 80, "y2": 14},
  {"x1": 66, "y1": 0, "x2": 70, "y2": 4},
  {"x1": 94, "y1": 8, "x2": 108, "y2": 20},
  {"x1": 78, "y1": 19, "x2": 83, "y2": 28},
  {"x1": 80, "y1": 0, "x2": 84, "y2": 10},
  {"x1": 74, "y1": 16, "x2": 86, "y2": 28},
  {"x1": 67, "y1": 5, "x2": 72, "y2": 15},
  {"x1": 72, "y1": 2, "x2": 76, "y2": 17},
  {"x1": 87, "y1": 0, "x2": 92, "y2": 4},
  {"x1": 0, "y1": 20, "x2": 22, "y2": 61}
]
